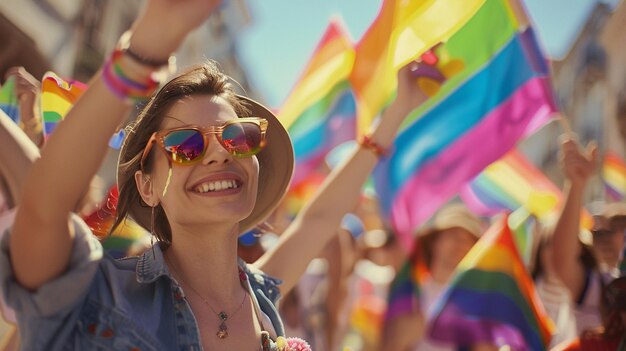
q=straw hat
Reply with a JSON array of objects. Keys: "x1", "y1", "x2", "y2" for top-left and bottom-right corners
[
  {"x1": 424, "y1": 203, "x2": 484, "y2": 239},
  {"x1": 120, "y1": 95, "x2": 294, "y2": 235}
]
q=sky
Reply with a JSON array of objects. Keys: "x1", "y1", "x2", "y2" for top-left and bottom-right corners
[{"x1": 238, "y1": 0, "x2": 619, "y2": 108}]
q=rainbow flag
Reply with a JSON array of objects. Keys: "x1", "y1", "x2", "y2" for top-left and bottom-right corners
[
  {"x1": 429, "y1": 216, "x2": 554, "y2": 350},
  {"x1": 83, "y1": 186, "x2": 148, "y2": 258},
  {"x1": 461, "y1": 150, "x2": 561, "y2": 219},
  {"x1": 40, "y1": 72, "x2": 126, "y2": 149},
  {"x1": 602, "y1": 150, "x2": 626, "y2": 201},
  {"x1": 279, "y1": 19, "x2": 356, "y2": 184},
  {"x1": 41, "y1": 72, "x2": 87, "y2": 138},
  {"x1": 385, "y1": 251, "x2": 429, "y2": 321},
  {"x1": 372, "y1": 0, "x2": 557, "y2": 248},
  {"x1": 0, "y1": 76, "x2": 19, "y2": 123},
  {"x1": 461, "y1": 149, "x2": 594, "y2": 229},
  {"x1": 349, "y1": 0, "x2": 485, "y2": 134}
]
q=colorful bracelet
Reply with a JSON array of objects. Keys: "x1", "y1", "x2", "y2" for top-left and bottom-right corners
[
  {"x1": 123, "y1": 46, "x2": 170, "y2": 68},
  {"x1": 358, "y1": 134, "x2": 389, "y2": 158},
  {"x1": 102, "y1": 49, "x2": 161, "y2": 103}
]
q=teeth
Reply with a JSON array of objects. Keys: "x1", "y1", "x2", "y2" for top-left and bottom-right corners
[{"x1": 194, "y1": 180, "x2": 239, "y2": 193}]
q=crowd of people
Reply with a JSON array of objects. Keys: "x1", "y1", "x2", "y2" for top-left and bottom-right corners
[{"x1": 0, "y1": 1, "x2": 625, "y2": 350}]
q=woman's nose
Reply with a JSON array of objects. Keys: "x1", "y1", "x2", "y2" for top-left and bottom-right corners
[{"x1": 201, "y1": 133, "x2": 233, "y2": 165}]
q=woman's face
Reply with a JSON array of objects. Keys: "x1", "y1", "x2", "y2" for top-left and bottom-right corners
[
  {"x1": 432, "y1": 227, "x2": 477, "y2": 271},
  {"x1": 144, "y1": 94, "x2": 259, "y2": 232},
  {"x1": 592, "y1": 229, "x2": 625, "y2": 268}
]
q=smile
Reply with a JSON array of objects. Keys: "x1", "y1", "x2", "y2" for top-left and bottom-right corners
[{"x1": 193, "y1": 179, "x2": 242, "y2": 193}]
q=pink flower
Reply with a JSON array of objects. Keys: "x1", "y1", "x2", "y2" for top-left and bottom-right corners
[{"x1": 286, "y1": 337, "x2": 312, "y2": 351}]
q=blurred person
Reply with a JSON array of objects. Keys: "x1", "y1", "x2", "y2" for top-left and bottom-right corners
[
  {"x1": 531, "y1": 224, "x2": 577, "y2": 347},
  {"x1": 551, "y1": 136, "x2": 626, "y2": 334},
  {"x1": 280, "y1": 213, "x2": 365, "y2": 350},
  {"x1": 382, "y1": 204, "x2": 486, "y2": 351},
  {"x1": 1, "y1": 1, "x2": 446, "y2": 349},
  {"x1": 552, "y1": 276, "x2": 626, "y2": 350}
]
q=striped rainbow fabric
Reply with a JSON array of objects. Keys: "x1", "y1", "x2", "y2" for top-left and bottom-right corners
[
  {"x1": 41, "y1": 72, "x2": 87, "y2": 138},
  {"x1": 460, "y1": 150, "x2": 561, "y2": 220},
  {"x1": 40, "y1": 71, "x2": 126, "y2": 149},
  {"x1": 461, "y1": 150, "x2": 594, "y2": 230},
  {"x1": 602, "y1": 150, "x2": 626, "y2": 201},
  {"x1": 349, "y1": 0, "x2": 485, "y2": 134},
  {"x1": 370, "y1": 0, "x2": 557, "y2": 248},
  {"x1": 0, "y1": 76, "x2": 20, "y2": 123},
  {"x1": 429, "y1": 216, "x2": 555, "y2": 350},
  {"x1": 385, "y1": 252, "x2": 429, "y2": 321},
  {"x1": 278, "y1": 19, "x2": 356, "y2": 184},
  {"x1": 82, "y1": 186, "x2": 148, "y2": 258}
]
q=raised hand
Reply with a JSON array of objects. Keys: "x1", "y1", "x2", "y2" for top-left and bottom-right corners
[
  {"x1": 559, "y1": 136, "x2": 598, "y2": 188},
  {"x1": 5, "y1": 66, "x2": 43, "y2": 145}
]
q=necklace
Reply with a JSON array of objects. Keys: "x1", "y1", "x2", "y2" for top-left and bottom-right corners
[{"x1": 167, "y1": 258, "x2": 248, "y2": 339}]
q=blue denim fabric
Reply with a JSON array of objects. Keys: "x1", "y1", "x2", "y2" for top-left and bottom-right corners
[{"x1": 0, "y1": 214, "x2": 284, "y2": 350}]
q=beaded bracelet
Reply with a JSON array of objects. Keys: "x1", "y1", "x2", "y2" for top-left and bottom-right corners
[
  {"x1": 358, "y1": 134, "x2": 389, "y2": 158},
  {"x1": 102, "y1": 49, "x2": 160, "y2": 103}
]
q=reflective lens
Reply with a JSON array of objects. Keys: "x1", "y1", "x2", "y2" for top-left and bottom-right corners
[
  {"x1": 163, "y1": 129, "x2": 205, "y2": 164},
  {"x1": 222, "y1": 122, "x2": 263, "y2": 156}
]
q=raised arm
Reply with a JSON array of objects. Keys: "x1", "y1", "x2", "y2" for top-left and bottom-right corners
[
  {"x1": 10, "y1": 0, "x2": 221, "y2": 290},
  {"x1": 0, "y1": 109, "x2": 40, "y2": 209},
  {"x1": 257, "y1": 61, "x2": 433, "y2": 293},
  {"x1": 551, "y1": 137, "x2": 598, "y2": 298}
]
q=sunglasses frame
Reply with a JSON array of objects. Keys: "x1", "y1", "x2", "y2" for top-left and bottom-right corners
[{"x1": 140, "y1": 117, "x2": 268, "y2": 171}]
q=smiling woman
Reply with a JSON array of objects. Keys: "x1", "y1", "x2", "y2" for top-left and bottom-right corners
[{"x1": 1, "y1": 0, "x2": 441, "y2": 350}]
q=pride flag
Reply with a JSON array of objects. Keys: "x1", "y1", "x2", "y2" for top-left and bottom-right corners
[
  {"x1": 40, "y1": 72, "x2": 126, "y2": 149},
  {"x1": 602, "y1": 150, "x2": 626, "y2": 201},
  {"x1": 279, "y1": 19, "x2": 356, "y2": 184},
  {"x1": 461, "y1": 150, "x2": 560, "y2": 220},
  {"x1": 429, "y1": 216, "x2": 554, "y2": 350},
  {"x1": 0, "y1": 76, "x2": 19, "y2": 123},
  {"x1": 349, "y1": 0, "x2": 485, "y2": 133},
  {"x1": 461, "y1": 149, "x2": 593, "y2": 230},
  {"x1": 41, "y1": 72, "x2": 87, "y2": 138},
  {"x1": 82, "y1": 186, "x2": 148, "y2": 258},
  {"x1": 385, "y1": 252, "x2": 429, "y2": 321},
  {"x1": 372, "y1": 0, "x2": 557, "y2": 248}
]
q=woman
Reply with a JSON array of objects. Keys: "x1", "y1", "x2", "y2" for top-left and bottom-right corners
[
  {"x1": 2, "y1": 0, "x2": 436, "y2": 350},
  {"x1": 382, "y1": 204, "x2": 487, "y2": 351}
]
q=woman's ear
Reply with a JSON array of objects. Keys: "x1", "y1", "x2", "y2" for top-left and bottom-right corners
[{"x1": 135, "y1": 170, "x2": 157, "y2": 207}]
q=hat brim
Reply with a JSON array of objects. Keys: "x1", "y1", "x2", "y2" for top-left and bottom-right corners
[
  {"x1": 237, "y1": 95, "x2": 294, "y2": 233},
  {"x1": 122, "y1": 95, "x2": 294, "y2": 235}
]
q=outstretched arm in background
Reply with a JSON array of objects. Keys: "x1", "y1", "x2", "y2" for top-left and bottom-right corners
[
  {"x1": 551, "y1": 136, "x2": 598, "y2": 298},
  {"x1": 257, "y1": 60, "x2": 433, "y2": 294}
]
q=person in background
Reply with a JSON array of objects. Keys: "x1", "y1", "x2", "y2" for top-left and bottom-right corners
[
  {"x1": 551, "y1": 136, "x2": 626, "y2": 334},
  {"x1": 381, "y1": 203, "x2": 491, "y2": 351},
  {"x1": 531, "y1": 223, "x2": 577, "y2": 347}
]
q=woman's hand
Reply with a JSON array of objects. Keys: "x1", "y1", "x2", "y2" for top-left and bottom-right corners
[
  {"x1": 559, "y1": 136, "x2": 598, "y2": 188},
  {"x1": 129, "y1": 0, "x2": 223, "y2": 60},
  {"x1": 393, "y1": 60, "x2": 432, "y2": 116},
  {"x1": 5, "y1": 66, "x2": 43, "y2": 146}
]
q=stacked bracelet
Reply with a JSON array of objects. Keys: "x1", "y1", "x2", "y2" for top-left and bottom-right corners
[
  {"x1": 358, "y1": 134, "x2": 389, "y2": 158},
  {"x1": 102, "y1": 49, "x2": 161, "y2": 103}
]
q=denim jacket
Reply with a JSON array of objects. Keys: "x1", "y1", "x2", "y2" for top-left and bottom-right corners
[{"x1": 0, "y1": 214, "x2": 285, "y2": 350}]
